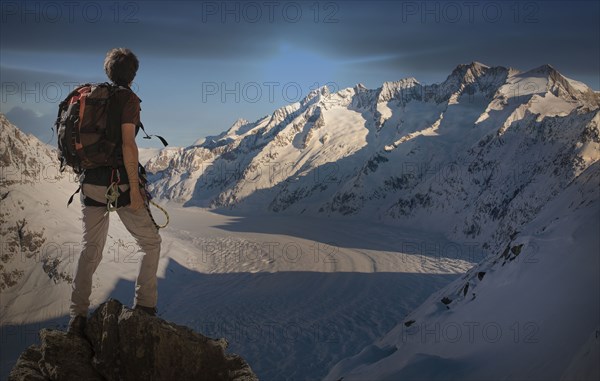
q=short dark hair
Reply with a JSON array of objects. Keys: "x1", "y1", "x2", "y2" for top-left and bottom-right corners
[{"x1": 104, "y1": 48, "x2": 139, "y2": 86}]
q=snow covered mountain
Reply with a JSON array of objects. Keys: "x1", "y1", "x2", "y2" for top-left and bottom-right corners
[
  {"x1": 0, "y1": 114, "x2": 78, "y2": 293},
  {"x1": 326, "y1": 159, "x2": 600, "y2": 381},
  {"x1": 147, "y1": 62, "x2": 600, "y2": 254},
  {"x1": 2, "y1": 62, "x2": 598, "y2": 380}
]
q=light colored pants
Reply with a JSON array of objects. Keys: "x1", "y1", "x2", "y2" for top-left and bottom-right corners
[{"x1": 70, "y1": 184, "x2": 162, "y2": 317}]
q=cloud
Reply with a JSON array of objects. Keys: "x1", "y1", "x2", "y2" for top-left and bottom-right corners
[
  {"x1": 0, "y1": 66, "x2": 104, "y2": 107},
  {"x1": 2, "y1": 1, "x2": 597, "y2": 86},
  {"x1": 0, "y1": 1, "x2": 280, "y2": 60}
]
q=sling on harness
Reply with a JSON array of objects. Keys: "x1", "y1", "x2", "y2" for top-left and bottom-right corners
[
  {"x1": 146, "y1": 199, "x2": 170, "y2": 229},
  {"x1": 101, "y1": 165, "x2": 169, "y2": 229},
  {"x1": 105, "y1": 168, "x2": 121, "y2": 213},
  {"x1": 139, "y1": 164, "x2": 169, "y2": 229}
]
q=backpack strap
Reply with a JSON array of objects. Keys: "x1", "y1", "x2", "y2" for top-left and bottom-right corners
[
  {"x1": 67, "y1": 185, "x2": 81, "y2": 207},
  {"x1": 55, "y1": 83, "x2": 91, "y2": 172},
  {"x1": 105, "y1": 84, "x2": 168, "y2": 147},
  {"x1": 138, "y1": 122, "x2": 168, "y2": 147}
]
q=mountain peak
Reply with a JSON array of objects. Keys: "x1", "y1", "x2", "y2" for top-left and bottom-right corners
[
  {"x1": 233, "y1": 117, "x2": 249, "y2": 126},
  {"x1": 522, "y1": 63, "x2": 566, "y2": 84},
  {"x1": 381, "y1": 77, "x2": 419, "y2": 88},
  {"x1": 520, "y1": 64, "x2": 599, "y2": 105},
  {"x1": 300, "y1": 85, "x2": 330, "y2": 107},
  {"x1": 465, "y1": 61, "x2": 490, "y2": 70},
  {"x1": 0, "y1": 113, "x2": 59, "y2": 184},
  {"x1": 378, "y1": 78, "x2": 422, "y2": 103},
  {"x1": 530, "y1": 63, "x2": 558, "y2": 75},
  {"x1": 472, "y1": 60, "x2": 489, "y2": 67},
  {"x1": 228, "y1": 118, "x2": 250, "y2": 133},
  {"x1": 449, "y1": 61, "x2": 490, "y2": 81}
]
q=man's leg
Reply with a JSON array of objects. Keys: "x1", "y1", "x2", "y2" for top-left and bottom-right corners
[
  {"x1": 70, "y1": 205, "x2": 109, "y2": 317},
  {"x1": 117, "y1": 206, "x2": 162, "y2": 309}
]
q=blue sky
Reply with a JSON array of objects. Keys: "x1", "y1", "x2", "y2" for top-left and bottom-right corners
[{"x1": 1, "y1": 0, "x2": 599, "y2": 147}]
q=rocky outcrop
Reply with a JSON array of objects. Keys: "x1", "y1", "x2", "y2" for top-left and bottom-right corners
[{"x1": 9, "y1": 299, "x2": 258, "y2": 381}]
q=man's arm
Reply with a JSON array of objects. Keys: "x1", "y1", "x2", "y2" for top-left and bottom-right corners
[{"x1": 122, "y1": 123, "x2": 144, "y2": 210}]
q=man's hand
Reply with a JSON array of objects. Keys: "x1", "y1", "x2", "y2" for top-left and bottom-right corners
[{"x1": 129, "y1": 187, "x2": 145, "y2": 211}]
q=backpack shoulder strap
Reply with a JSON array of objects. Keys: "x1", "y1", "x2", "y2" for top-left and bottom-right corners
[
  {"x1": 138, "y1": 122, "x2": 168, "y2": 147},
  {"x1": 58, "y1": 83, "x2": 89, "y2": 107},
  {"x1": 99, "y1": 84, "x2": 168, "y2": 147}
]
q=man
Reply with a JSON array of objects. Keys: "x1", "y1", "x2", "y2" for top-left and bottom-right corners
[{"x1": 68, "y1": 48, "x2": 162, "y2": 336}]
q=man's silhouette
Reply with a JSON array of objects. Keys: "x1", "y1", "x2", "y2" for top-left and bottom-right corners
[{"x1": 68, "y1": 48, "x2": 161, "y2": 335}]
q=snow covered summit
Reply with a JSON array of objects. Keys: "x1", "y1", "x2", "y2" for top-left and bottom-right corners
[{"x1": 147, "y1": 62, "x2": 599, "y2": 253}]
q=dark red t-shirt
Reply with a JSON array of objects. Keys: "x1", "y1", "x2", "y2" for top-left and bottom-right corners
[
  {"x1": 121, "y1": 91, "x2": 141, "y2": 126},
  {"x1": 82, "y1": 87, "x2": 141, "y2": 186}
]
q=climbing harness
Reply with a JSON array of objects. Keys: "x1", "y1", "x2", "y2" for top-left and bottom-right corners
[{"x1": 102, "y1": 166, "x2": 169, "y2": 229}]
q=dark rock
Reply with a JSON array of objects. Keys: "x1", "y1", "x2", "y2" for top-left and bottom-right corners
[
  {"x1": 462, "y1": 283, "x2": 469, "y2": 297},
  {"x1": 508, "y1": 244, "x2": 524, "y2": 262},
  {"x1": 8, "y1": 345, "x2": 47, "y2": 381},
  {"x1": 510, "y1": 244, "x2": 524, "y2": 257},
  {"x1": 10, "y1": 299, "x2": 258, "y2": 381},
  {"x1": 441, "y1": 297, "x2": 452, "y2": 305},
  {"x1": 500, "y1": 244, "x2": 511, "y2": 259},
  {"x1": 500, "y1": 243, "x2": 516, "y2": 265},
  {"x1": 8, "y1": 330, "x2": 102, "y2": 381},
  {"x1": 404, "y1": 320, "x2": 416, "y2": 327},
  {"x1": 38, "y1": 329, "x2": 103, "y2": 381},
  {"x1": 477, "y1": 271, "x2": 486, "y2": 281}
]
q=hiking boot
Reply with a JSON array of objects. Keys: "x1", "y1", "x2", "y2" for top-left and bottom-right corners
[
  {"x1": 67, "y1": 315, "x2": 87, "y2": 336},
  {"x1": 134, "y1": 305, "x2": 157, "y2": 316}
]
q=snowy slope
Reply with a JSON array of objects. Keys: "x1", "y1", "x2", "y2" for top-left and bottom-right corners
[
  {"x1": 326, "y1": 160, "x2": 600, "y2": 381},
  {"x1": 0, "y1": 115, "x2": 473, "y2": 380},
  {"x1": 137, "y1": 147, "x2": 162, "y2": 165},
  {"x1": 147, "y1": 62, "x2": 600, "y2": 255}
]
